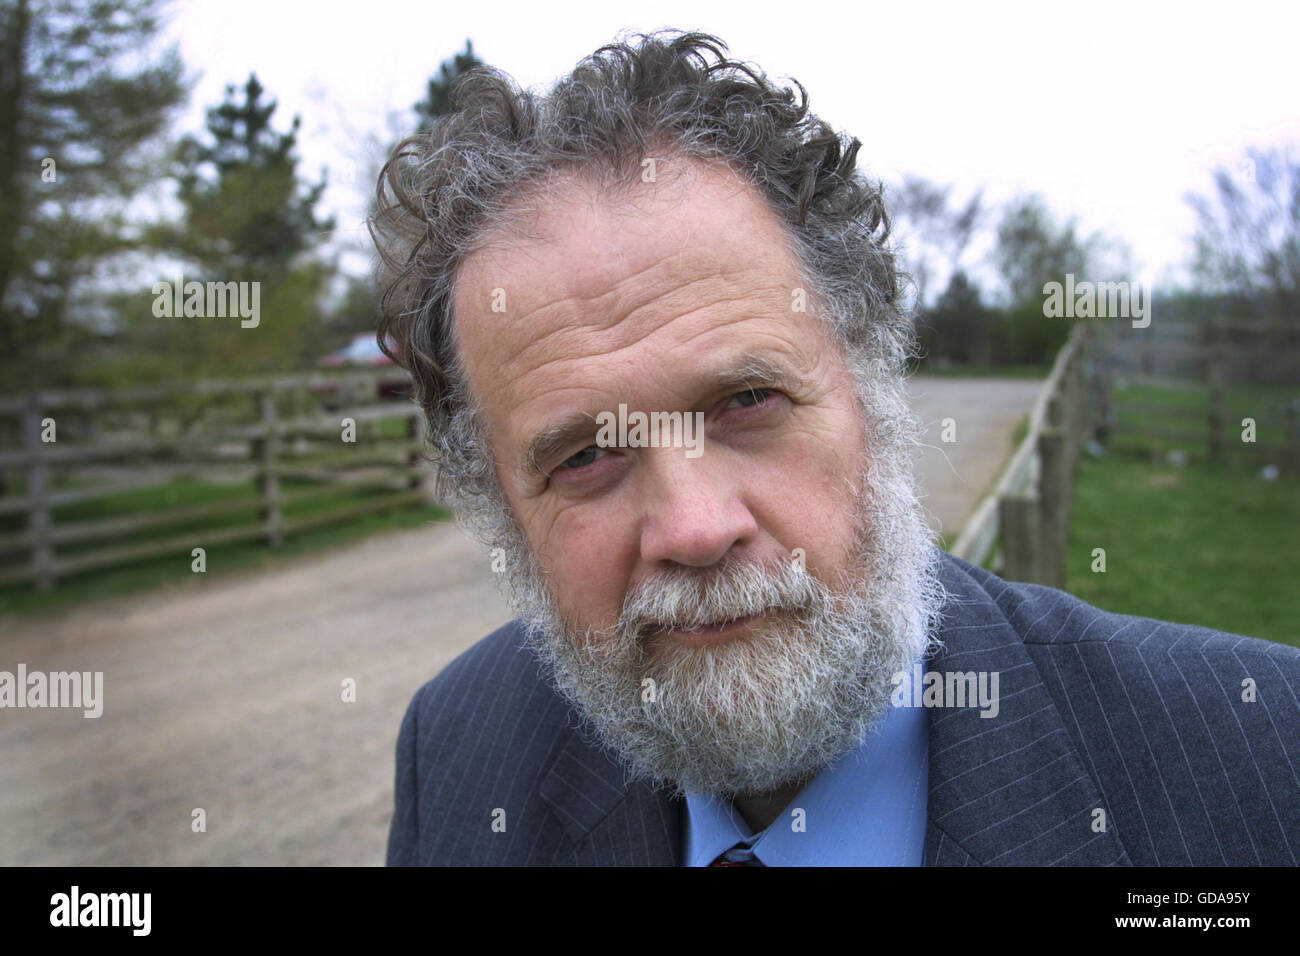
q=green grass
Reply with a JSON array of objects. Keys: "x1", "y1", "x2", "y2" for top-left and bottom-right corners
[
  {"x1": 1110, "y1": 380, "x2": 1297, "y2": 461},
  {"x1": 1066, "y1": 453, "x2": 1299, "y2": 648}
]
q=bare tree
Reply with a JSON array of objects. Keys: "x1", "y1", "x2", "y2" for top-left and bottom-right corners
[
  {"x1": 890, "y1": 176, "x2": 982, "y2": 309},
  {"x1": 993, "y1": 194, "x2": 1102, "y2": 308},
  {"x1": 1187, "y1": 145, "x2": 1300, "y2": 324}
]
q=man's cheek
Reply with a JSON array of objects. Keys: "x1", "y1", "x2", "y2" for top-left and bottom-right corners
[
  {"x1": 548, "y1": 549, "x2": 627, "y2": 630},
  {"x1": 522, "y1": 504, "x2": 589, "y2": 583},
  {"x1": 551, "y1": 500, "x2": 636, "y2": 581},
  {"x1": 749, "y1": 462, "x2": 840, "y2": 536}
]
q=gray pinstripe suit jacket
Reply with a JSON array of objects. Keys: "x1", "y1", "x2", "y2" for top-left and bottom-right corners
[{"x1": 387, "y1": 550, "x2": 1300, "y2": 866}]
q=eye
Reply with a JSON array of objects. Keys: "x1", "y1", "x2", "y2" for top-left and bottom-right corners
[
  {"x1": 558, "y1": 445, "x2": 607, "y2": 470},
  {"x1": 727, "y1": 387, "x2": 775, "y2": 409}
]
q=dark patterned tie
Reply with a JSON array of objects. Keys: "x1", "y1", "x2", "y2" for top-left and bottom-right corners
[{"x1": 709, "y1": 843, "x2": 765, "y2": 867}]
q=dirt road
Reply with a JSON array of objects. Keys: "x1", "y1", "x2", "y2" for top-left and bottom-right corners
[{"x1": 0, "y1": 376, "x2": 1039, "y2": 865}]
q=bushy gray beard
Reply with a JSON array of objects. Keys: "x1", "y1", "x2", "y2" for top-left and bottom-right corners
[{"x1": 486, "y1": 413, "x2": 946, "y2": 799}]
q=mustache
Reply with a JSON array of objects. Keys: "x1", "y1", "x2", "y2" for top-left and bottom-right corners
[{"x1": 617, "y1": 555, "x2": 826, "y2": 636}]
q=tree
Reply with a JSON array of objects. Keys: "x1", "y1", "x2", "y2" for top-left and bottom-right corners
[
  {"x1": 1187, "y1": 145, "x2": 1300, "y2": 324},
  {"x1": 328, "y1": 41, "x2": 487, "y2": 352},
  {"x1": 918, "y1": 270, "x2": 996, "y2": 366},
  {"x1": 325, "y1": 273, "x2": 383, "y2": 340},
  {"x1": 413, "y1": 39, "x2": 484, "y2": 134},
  {"x1": 133, "y1": 73, "x2": 335, "y2": 377},
  {"x1": 890, "y1": 176, "x2": 982, "y2": 310},
  {"x1": 993, "y1": 194, "x2": 1098, "y2": 308},
  {"x1": 0, "y1": 0, "x2": 187, "y2": 391},
  {"x1": 174, "y1": 74, "x2": 333, "y2": 283}
]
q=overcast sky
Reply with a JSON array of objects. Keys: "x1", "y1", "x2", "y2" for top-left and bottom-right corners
[{"x1": 162, "y1": 0, "x2": 1300, "y2": 292}]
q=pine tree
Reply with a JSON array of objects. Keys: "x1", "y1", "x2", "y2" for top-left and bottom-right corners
[
  {"x1": 413, "y1": 39, "x2": 484, "y2": 132},
  {"x1": 175, "y1": 73, "x2": 333, "y2": 283},
  {"x1": 147, "y1": 73, "x2": 336, "y2": 377},
  {"x1": 0, "y1": 0, "x2": 187, "y2": 391}
]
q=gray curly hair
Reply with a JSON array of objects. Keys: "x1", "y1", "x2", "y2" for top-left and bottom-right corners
[{"x1": 369, "y1": 29, "x2": 919, "y2": 553}]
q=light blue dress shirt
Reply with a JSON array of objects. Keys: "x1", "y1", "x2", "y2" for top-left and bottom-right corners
[{"x1": 683, "y1": 666, "x2": 929, "y2": 866}]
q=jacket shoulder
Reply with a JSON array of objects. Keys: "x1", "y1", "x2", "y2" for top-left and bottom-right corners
[
  {"x1": 407, "y1": 619, "x2": 541, "y2": 723},
  {"x1": 388, "y1": 620, "x2": 579, "y2": 866},
  {"x1": 942, "y1": 550, "x2": 1300, "y2": 671},
  {"x1": 939, "y1": 551, "x2": 1300, "y2": 865}
]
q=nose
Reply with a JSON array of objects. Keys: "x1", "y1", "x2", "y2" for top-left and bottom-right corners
[{"x1": 637, "y1": 450, "x2": 759, "y2": 568}]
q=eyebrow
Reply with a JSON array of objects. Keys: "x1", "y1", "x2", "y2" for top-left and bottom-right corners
[{"x1": 518, "y1": 353, "x2": 805, "y2": 481}]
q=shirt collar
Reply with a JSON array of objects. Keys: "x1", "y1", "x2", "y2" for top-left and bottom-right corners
[{"x1": 683, "y1": 664, "x2": 930, "y2": 866}]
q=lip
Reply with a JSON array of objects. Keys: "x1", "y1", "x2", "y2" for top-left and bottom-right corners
[{"x1": 662, "y1": 611, "x2": 765, "y2": 647}]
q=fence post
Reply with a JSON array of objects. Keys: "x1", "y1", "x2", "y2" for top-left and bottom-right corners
[
  {"x1": 1064, "y1": 347, "x2": 1085, "y2": 542},
  {"x1": 1038, "y1": 427, "x2": 1069, "y2": 590},
  {"x1": 1286, "y1": 401, "x2": 1300, "y2": 478},
  {"x1": 406, "y1": 409, "x2": 436, "y2": 500},
  {"x1": 1093, "y1": 322, "x2": 1117, "y2": 445},
  {"x1": 1206, "y1": 323, "x2": 1227, "y2": 465},
  {"x1": 1000, "y1": 494, "x2": 1041, "y2": 583},
  {"x1": 255, "y1": 390, "x2": 283, "y2": 545},
  {"x1": 1059, "y1": 351, "x2": 1078, "y2": 481},
  {"x1": 354, "y1": 376, "x2": 380, "y2": 444},
  {"x1": 23, "y1": 399, "x2": 55, "y2": 591},
  {"x1": 1070, "y1": 337, "x2": 1088, "y2": 452}
]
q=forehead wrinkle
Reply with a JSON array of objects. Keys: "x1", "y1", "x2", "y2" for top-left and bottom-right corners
[
  {"x1": 491, "y1": 249, "x2": 776, "y2": 354},
  {"x1": 480, "y1": 250, "x2": 679, "y2": 326},
  {"x1": 458, "y1": 197, "x2": 801, "y2": 398},
  {"x1": 468, "y1": 189, "x2": 718, "y2": 314},
  {"x1": 467, "y1": 186, "x2": 788, "y2": 316},
  {"x1": 664, "y1": 313, "x2": 826, "y2": 383},
  {"x1": 492, "y1": 278, "x2": 785, "y2": 396},
  {"x1": 458, "y1": 254, "x2": 709, "y2": 390}
]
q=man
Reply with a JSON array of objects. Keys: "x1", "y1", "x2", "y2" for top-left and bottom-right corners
[{"x1": 373, "y1": 31, "x2": 1299, "y2": 866}]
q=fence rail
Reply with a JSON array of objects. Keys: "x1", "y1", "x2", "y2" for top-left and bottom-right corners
[
  {"x1": 0, "y1": 369, "x2": 433, "y2": 590},
  {"x1": 950, "y1": 323, "x2": 1090, "y2": 585},
  {"x1": 1106, "y1": 376, "x2": 1300, "y2": 475},
  {"x1": 951, "y1": 316, "x2": 1298, "y2": 580}
]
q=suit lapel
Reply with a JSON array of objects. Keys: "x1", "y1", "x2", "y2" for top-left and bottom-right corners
[
  {"x1": 922, "y1": 558, "x2": 1131, "y2": 865},
  {"x1": 538, "y1": 733, "x2": 682, "y2": 865}
]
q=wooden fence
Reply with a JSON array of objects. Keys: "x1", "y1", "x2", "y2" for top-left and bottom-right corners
[
  {"x1": 949, "y1": 323, "x2": 1091, "y2": 586},
  {"x1": 0, "y1": 369, "x2": 433, "y2": 590},
  {"x1": 1108, "y1": 315, "x2": 1296, "y2": 384},
  {"x1": 949, "y1": 316, "x2": 1297, "y2": 582},
  {"x1": 1099, "y1": 320, "x2": 1300, "y2": 473}
]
